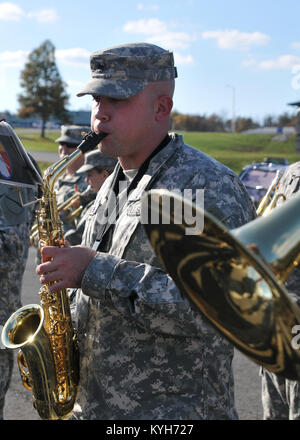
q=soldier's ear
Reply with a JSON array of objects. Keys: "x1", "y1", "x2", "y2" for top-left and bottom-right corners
[{"x1": 155, "y1": 95, "x2": 173, "y2": 122}]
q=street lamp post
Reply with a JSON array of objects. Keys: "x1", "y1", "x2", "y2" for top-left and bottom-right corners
[
  {"x1": 288, "y1": 101, "x2": 300, "y2": 153},
  {"x1": 227, "y1": 85, "x2": 236, "y2": 133}
]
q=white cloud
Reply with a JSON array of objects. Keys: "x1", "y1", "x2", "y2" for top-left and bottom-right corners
[
  {"x1": 0, "y1": 2, "x2": 24, "y2": 21},
  {"x1": 123, "y1": 18, "x2": 167, "y2": 35},
  {"x1": 0, "y1": 47, "x2": 90, "y2": 69},
  {"x1": 137, "y1": 3, "x2": 159, "y2": 11},
  {"x1": 0, "y1": 50, "x2": 28, "y2": 67},
  {"x1": 56, "y1": 48, "x2": 90, "y2": 67},
  {"x1": 291, "y1": 42, "x2": 300, "y2": 50},
  {"x1": 201, "y1": 29, "x2": 270, "y2": 50},
  {"x1": 123, "y1": 18, "x2": 196, "y2": 63},
  {"x1": 174, "y1": 52, "x2": 194, "y2": 65},
  {"x1": 146, "y1": 31, "x2": 196, "y2": 50},
  {"x1": 0, "y1": 3, "x2": 58, "y2": 23},
  {"x1": 242, "y1": 54, "x2": 300, "y2": 70},
  {"x1": 258, "y1": 54, "x2": 300, "y2": 70},
  {"x1": 27, "y1": 9, "x2": 58, "y2": 23}
]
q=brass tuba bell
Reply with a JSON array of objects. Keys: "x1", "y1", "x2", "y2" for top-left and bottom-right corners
[{"x1": 141, "y1": 189, "x2": 300, "y2": 380}]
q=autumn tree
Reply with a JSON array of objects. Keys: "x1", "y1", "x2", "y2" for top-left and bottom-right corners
[
  {"x1": 235, "y1": 117, "x2": 259, "y2": 132},
  {"x1": 18, "y1": 40, "x2": 70, "y2": 137}
]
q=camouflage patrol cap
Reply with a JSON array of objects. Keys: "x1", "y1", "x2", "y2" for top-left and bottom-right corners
[
  {"x1": 55, "y1": 125, "x2": 91, "y2": 144},
  {"x1": 77, "y1": 42, "x2": 177, "y2": 99},
  {"x1": 77, "y1": 150, "x2": 117, "y2": 173}
]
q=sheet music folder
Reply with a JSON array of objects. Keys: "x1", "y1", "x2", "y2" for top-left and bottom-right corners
[{"x1": 0, "y1": 120, "x2": 42, "y2": 189}]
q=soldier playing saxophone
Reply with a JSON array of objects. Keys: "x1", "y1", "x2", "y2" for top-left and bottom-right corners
[{"x1": 36, "y1": 42, "x2": 256, "y2": 420}]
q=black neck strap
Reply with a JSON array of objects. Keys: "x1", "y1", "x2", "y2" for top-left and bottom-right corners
[
  {"x1": 92, "y1": 134, "x2": 171, "y2": 252},
  {"x1": 112, "y1": 133, "x2": 171, "y2": 197}
]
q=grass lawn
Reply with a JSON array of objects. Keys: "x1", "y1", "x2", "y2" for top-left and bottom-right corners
[
  {"x1": 179, "y1": 131, "x2": 299, "y2": 174},
  {"x1": 15, "y1": 128, "x2": 60, "y2": 153},
  {"x1": 16, "y1": 128, "x2": 300, "y2": 175}
]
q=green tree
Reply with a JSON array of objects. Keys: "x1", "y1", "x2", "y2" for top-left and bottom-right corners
[{"x1": 18, "y1": 39, "x2": 70, "y2": 137}]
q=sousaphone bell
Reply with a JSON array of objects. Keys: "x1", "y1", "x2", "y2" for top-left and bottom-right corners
[{"x1": 142, "y1": 189, "x2": 300, "y2": 380}]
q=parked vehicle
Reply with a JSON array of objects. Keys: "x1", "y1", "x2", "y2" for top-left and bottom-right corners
[{"x1": 239, "y1": 160, "x2": 289, "y2": 207}]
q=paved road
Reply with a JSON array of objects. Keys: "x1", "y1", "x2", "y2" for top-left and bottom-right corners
[
  {"x1": 2, "y1": 248, "x2": 263, "y2": 420},
  {"x1": 29, "y1": 150, "x2": 59, "y2": 163},
  {"x1": 3, "y1": 143, "x2": 264, "y2": 419}
]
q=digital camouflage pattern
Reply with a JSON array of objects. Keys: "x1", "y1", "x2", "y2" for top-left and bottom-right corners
[
  {"x1": 77, "y1": 42, "x2": 177, "y2": 99},
  {"x1": 55, "y1": 125, "x2": 90, "y2": 145},
  {"x1": 0, "y1": 184, "x2": 36, "y2": 420},
  {"x1": 64, "y1": 199, "x2": 95, "y2": 246},
  {"x1": 54, "y1": 171, "x2": 88, "y2": 207},
  {"x1": 261, "y1": 160, "x2": 300, "y2": 420},
  {"x1": 0, "y1": 350, "x2": 13, "y2": 420},
  {"x1": 77, "y1": 150, "x2": 117, "y2": 174},
  {"x1": 54, "y1": 171, "x2": 88, "y2": 235},
  {"x1": 0, "y1": 225, "x2": 30, "y2": 324},
  {"x1": 72, "y1": 133, "x2": 257, "y2": 420},
  {"x1": 65, "y1": 153, "x2": 117, "y2": 245}
]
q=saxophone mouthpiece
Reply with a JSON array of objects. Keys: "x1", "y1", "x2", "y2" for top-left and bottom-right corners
[{"x1": 78, "y1": 131, "x2": 107, "y2": 154}]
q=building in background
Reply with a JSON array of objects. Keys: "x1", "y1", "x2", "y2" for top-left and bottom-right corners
[{"x1": 0, "y1": 110, "x2": 91, "y2": 129}]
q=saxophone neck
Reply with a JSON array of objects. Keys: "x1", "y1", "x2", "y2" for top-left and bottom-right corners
[
  {"x1": 44, "y1": 150, "x2": 83, "y2": 193},
  {"x1": 43, "y1": 131, "x2": 107, "y2": 192}
]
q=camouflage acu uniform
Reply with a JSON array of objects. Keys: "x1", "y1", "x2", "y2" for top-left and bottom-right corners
[
  {"x1": 53, "y1": 125, "x2": 92, "y2": 236},
  {"x1": 54, "y1": 171, "x2": 88, "y2": 235},
  {"x1": 0, "y1": 184, "x2": 36, "y2": 419},
  {"x1": 70, "y1": 42, "x2": 256, "y2": 420},
  {"x1": 64, "y1": 199, "x2": 95, "y2": 246},
  {"x1": 261, "y1": 161, "x2": 300, "y2": 419},
  {"x1": 72, "y1": 133, "x2": 256, "y2": 420},
  {"x1": 64, "y1": 151, "x2": 117, "y2": 246}
]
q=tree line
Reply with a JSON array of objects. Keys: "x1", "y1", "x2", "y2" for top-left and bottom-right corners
[
  {"x1": 6, "y1": 39, "x2": 298, "y2": 137},
  {"x1": 171, "y1": 110, "x2": 297, "y2": 133}
]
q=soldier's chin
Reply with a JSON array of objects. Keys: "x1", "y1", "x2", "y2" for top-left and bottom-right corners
[{"x1": 99, "y1": 141, "x2": 116, "y2": 157}]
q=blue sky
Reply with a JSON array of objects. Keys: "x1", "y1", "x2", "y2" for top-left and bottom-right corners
[{"x1": 1, "y1": 0, "x2": 300, "y2": 123}]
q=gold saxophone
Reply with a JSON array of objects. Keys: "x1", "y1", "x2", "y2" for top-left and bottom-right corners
[{"x1": 1, "y1": 131, "x2": 106, "y2": 420}]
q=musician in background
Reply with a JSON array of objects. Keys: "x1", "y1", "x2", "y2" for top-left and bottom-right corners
[
  {"x1": 54, "y1": 125, "x2": 92, "y2": 235},
  {"x1": 37, "y1": 42, "x2": 256, "y2": 420},
  {"x1": 260, "y1": 161, "x2": 300, "y2": 420},
  {"x1": 0, "y1": 183, "x2": 38, "y2": 419},
  {"x1": 64, "y1": 150, "x2": 117, "y2": 245}
]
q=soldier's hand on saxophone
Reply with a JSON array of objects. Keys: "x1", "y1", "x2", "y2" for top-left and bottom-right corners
[{"x1": 37, "y1": 245, "x2": 96, "y2": 292}]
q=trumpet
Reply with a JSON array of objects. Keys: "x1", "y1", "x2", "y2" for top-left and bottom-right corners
[
  {"x1": 259, "y1": 192, "x2": 286, "y2": 217},
  {"x1": 30, "y1": 185, "x2": 92, "y2": 246},
  {"x1": 256, "y1": 170, "x2": 283, "y2": 216},
  {"x1": 57, "y1": 184, "x2": 91, "y2": 213}
]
